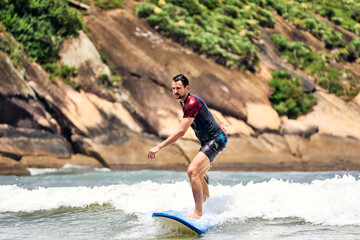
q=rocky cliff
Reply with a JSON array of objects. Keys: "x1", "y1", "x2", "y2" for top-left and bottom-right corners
[{"x1": 0, "y1": 1, "x2": 359, "y2": 175}]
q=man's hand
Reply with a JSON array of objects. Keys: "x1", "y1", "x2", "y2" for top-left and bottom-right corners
[
  {"x1": 147, "y1": 146, "x2": 160, "y2": 159},
  {"x1": 219, "y1": 122, "x2": 229, "y2": 134}
]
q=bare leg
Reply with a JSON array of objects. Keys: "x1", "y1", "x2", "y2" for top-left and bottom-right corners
[
  {"x1": 201, "y1": 171, "x2": 209, "y2": 202},
  {"x1": 185, "y1": 152, "x2": 210, "y2": 219}
]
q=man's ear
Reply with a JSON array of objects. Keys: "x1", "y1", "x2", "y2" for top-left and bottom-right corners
[{"x1": 186, "y1": 85, "x2": 190, "y2": 91}]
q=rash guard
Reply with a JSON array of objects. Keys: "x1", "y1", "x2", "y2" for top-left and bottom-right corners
[{"x1": 180, "y1": 93, "x2": 223, "y2": 146}]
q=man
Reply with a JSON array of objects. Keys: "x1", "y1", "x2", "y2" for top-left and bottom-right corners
[{"x1": 147, "y1": 74, "x2": 228, "y2": 219}]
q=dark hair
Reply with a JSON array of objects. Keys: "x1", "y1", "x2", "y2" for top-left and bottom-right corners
[{"x1": 173, "y1": 74, "x2": 189, "y2": 87}]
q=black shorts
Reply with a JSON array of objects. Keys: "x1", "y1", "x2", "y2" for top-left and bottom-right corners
[{"x1": 199, "y1": 132, "x2": 228, "y2": 165}]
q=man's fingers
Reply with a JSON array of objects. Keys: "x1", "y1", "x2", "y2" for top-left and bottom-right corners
[{"x1": 147, "y1": 150, "x2": 156, "y2": 159}]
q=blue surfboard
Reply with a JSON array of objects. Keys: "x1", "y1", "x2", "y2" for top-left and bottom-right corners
[{"x1": 152, "y1": 210, "x2": 211, "y2": 234}]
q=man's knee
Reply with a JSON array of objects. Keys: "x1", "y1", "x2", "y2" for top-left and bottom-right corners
[{"x1": 187, "y1": 165, "x2": 200, "y2": 179}]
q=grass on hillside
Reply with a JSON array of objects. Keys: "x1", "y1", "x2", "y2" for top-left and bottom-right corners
[
  {"x1": 136, "y1": 0, "x2": 359, "y2": 101},
  {"x1": 135, "y1": 0, "x2": 276, "y2": 71},
  {"x1": 271, "y1": 34, "x2": 359, "y2": 99},
  {"x1": 0, "y1": 0, "x2": 84, "y2": 64}
]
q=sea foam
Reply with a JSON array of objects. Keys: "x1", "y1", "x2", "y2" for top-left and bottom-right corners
[{"x1": 1, "y1": 175, "x2": 360, "y2": 226}]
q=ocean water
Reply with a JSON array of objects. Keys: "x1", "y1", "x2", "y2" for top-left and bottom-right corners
[{"x1": 1, "y1": 166, "x2": 360, "y2": 239}]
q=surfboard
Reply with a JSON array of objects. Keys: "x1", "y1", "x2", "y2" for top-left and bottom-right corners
[{"x1": 152, "y1": 210, "x2": 211, "y2": 234}]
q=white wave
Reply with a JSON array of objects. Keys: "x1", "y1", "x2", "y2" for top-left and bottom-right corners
[
  {"x1": 1, "y1": 175, "x2": 360, "y2": 226},
  {"x1": 28, "y1": 164, "x2": 111, "y2": 175},
  {"x1": 28, "y1": 168, "x2": 59, "y2": 176}
]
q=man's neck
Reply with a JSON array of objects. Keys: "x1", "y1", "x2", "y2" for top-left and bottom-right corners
[{"x1": 181, "y1": 92, "x2": 190, "y2": 102}]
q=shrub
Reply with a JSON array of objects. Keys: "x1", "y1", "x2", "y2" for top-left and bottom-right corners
[
  {"x1": 0, "y1": 0, "x2": 84, "y2": 64},
  {"x1": 269, "y1": 70, "x2": 317, "y2": 119},
  {"x1": 344, "y1": 38, "x2": 360, "y2": 62},
  {"x1": 134, "y1": 2, "x2": 156, "y2": 18}
]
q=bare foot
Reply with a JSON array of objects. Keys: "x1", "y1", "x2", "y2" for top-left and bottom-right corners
[{"x1": 183, "y1": 212, "x2": 201, "y2": 219}]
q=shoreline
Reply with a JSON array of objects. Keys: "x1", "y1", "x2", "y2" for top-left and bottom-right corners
[{"x1": 2, "y1": 156, "x2": 360, "y2": 176}]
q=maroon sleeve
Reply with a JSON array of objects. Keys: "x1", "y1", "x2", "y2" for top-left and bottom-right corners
[{"x1": 183, "y1": 96, "x2": 201, "y2": 118}]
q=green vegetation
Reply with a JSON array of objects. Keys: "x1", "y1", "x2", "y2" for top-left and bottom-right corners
[
  {"x1": 312, "y1": 0, "x2": 360, "y2": 35},
  {"x1": 0, "y1": 0, "x2": 84, "y2": 64},
  {"x1": 44, "y1": 63, "x2": 79, "y2": 89},
  {"x1": 337, "y1": 37, "x2": 360, "y2": 62},
  {"x1": 269, "y1": 70, "x2": 317, "y2": 119},
  {"x1": 267, "y1": 0, "x2": 347, "y2": 49},
  {"x1": 76, "y1": 0, "x2": 123, "y2": 9},
  {"x1": 0, "y1": 23, "x2": 28, "y2": 68},
  {"x1": 0, "y1": 0, "x2": 358, "y2": 119},
  {"x1": 93, "y1": 0, "x2": 123, "y2": 9},
  {"x1": 135, "y1": 0, "x2": 359, "y2": 69},
  {"x1": 135, "y1": 0, "x2": 275, "y2": 71},
  {"x1": 99, "y1": 51, "x2": 108, "y2": 64},
  {"x1": 271, "y1": 34, "x2": 359, "y2": 99},
  {"x1": 98, "y1": 73, "x2": 121, "y2": 87}
]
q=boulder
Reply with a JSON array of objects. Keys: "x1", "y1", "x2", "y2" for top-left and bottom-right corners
[
  {"x1": 299, "y1": 133, "x2": 360, "y2": 171},
  {"x1": 0, "y1": 52, "x2": 60, "y2": 132},
  {"x1": 214, "y1": 133, "x2": 303, "y2": 171},
  {"x1": 59, "y1": 31, "x2": 110, "y2": 77},
  {"x1": 210, "y1": 109, "x2": 255, "y2": 136},
  {"x1": 21, "y1": 154, "x2": 102, "y2": 168},
  {"x1": 0, "y1": 51, "x2": 35, "y2": 97},
  {"x1": 59, "y1": 30, "x2": 112, "y2": 98},
  {"x1": 213, "y1": 133, "x2": 360, "y2": 171},
  {"x1": 0, "y1": 124, "x2": 71, "y2": 158},
  {"x1": 0, "y1": 156, "x2": 30, "y2": 176},
  {"x1": 280, "y1": 116, "x2": 318, "y2": 137},
  {"x1": 26, "y1": 62, "x2": 142, "y2": 136},
  {"x1": 246, "y1": 103, "x2": 281, "y2": 131},
  {"x1": 72, "y1": 131, "x2": 189, "y2": 170},
  {"x1": 297, "y1": 91, "x2": 360, "y2": 139}
]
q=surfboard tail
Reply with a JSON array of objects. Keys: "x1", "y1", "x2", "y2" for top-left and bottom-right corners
[{"x1": 152, "y1": 210, "x2": 211, "y2": 234}]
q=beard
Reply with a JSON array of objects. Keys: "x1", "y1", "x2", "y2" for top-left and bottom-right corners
[{"x1": 174, "y1": 93, "x2": 185, "y2": 99}]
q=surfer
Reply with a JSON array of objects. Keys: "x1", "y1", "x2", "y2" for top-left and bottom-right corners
[{"x1": 147, "y1": 74, "x2": 228, "y2": 219}]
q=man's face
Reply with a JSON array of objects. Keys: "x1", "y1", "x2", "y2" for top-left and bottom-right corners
[{"x1": 172, "y1": 81, "x2": 188, "y2": 100}]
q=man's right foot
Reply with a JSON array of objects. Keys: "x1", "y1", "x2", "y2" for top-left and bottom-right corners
[{"x1": 183, "y1": 212, "x2": 202, "y2": 219}]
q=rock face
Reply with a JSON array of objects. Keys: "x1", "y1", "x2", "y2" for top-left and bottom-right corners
[
  {"x1": 84, "y1": 8, "x2": 271, "y2": 129},
  {"x1": 21, "y1": 154, "x2": 103, "y2": 169},
  {"x1": 0, "y1": 156, "x2": 30, "y2": 176},
  {"x1": 217, "y1": 133, "x2": 360, "y2": 171},
  {"x1": 0, "y1": 3, "x2": 359, "y2": 175},
  {"x1": 297, "y1": 91, "x2": 360, "y2": 139},
  {"x1": 0, "y1": 124, "x2": 71, "y2": 158}
]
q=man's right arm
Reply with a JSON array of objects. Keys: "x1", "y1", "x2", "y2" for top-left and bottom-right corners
[{"x1": 147, "y1": 117, "x2": 194, "y2": 159}]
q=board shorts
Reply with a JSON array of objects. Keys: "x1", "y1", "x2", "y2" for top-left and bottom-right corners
[{"x1": 199, "y1": 132, "x2": 228, "y2": 165}]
